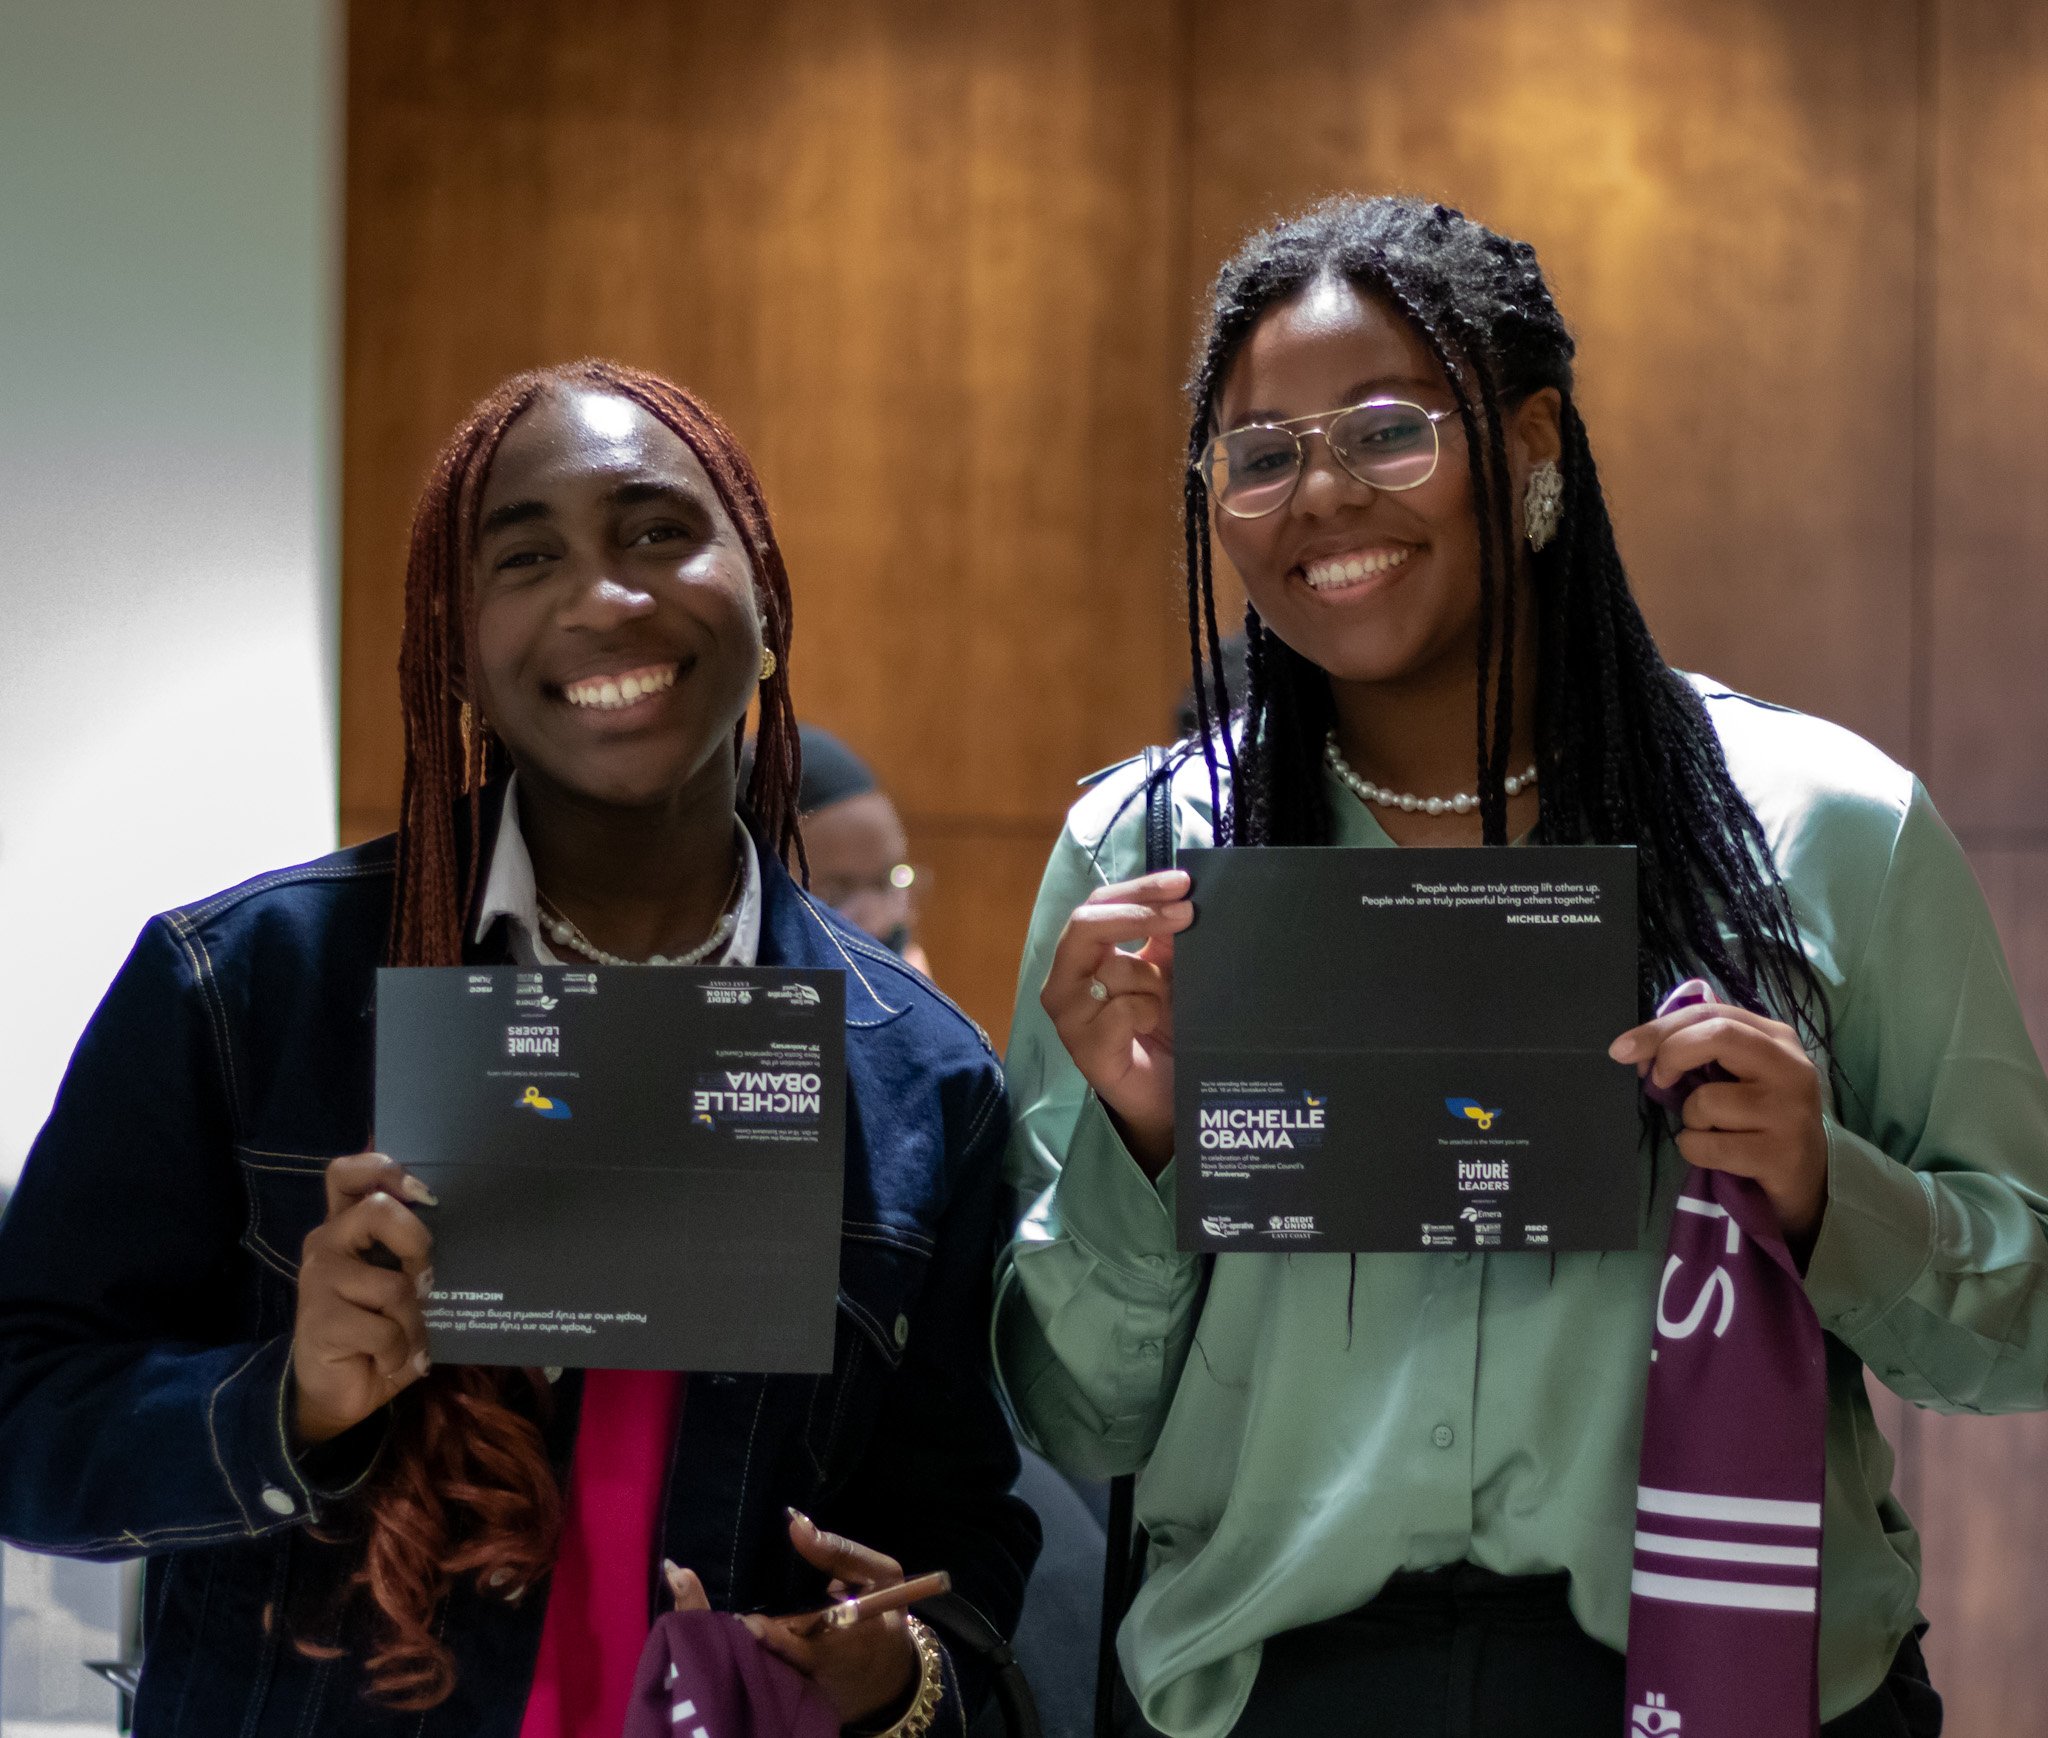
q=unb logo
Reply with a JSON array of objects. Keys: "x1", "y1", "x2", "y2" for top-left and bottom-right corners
[{"x1": 1445, "y1": 1097, "x2": 1501, "y2": 1131}]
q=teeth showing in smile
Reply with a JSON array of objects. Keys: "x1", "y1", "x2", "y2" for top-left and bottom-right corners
[
  {"x1": 1303, "y1": 546, "x2": 1415, "y2": 590},
  {"x1": 562, "y1": 664, "x2": 677, "y2": 710}
]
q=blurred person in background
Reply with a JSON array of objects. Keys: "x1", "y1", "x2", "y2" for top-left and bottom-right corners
[
  {"x1": 0, "y1": 360, "x2": 1035, "y2": 1737},
  {"x1": 757, "y1": 724, "x2": 932, "y2": 976}
]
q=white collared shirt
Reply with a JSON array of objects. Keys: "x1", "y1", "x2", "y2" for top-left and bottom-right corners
[{"x1": 473, "y1": 775, "x2": 763, "y2": 968}]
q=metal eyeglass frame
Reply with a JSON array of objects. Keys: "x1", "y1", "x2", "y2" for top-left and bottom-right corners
[{"x1": 1196, "y1": 397, "x2": 1462, "y2": 519}]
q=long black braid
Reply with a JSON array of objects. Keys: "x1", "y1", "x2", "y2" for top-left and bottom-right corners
[{"x1": 1178, "y1": 194, "x2": 1829, "y2": 1048}]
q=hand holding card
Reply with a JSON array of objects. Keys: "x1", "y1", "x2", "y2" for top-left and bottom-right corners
[{"x1": 291, "y1": 1151, "x2": 437, "y2": 1446}]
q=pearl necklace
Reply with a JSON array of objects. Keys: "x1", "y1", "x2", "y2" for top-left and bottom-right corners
[
  {"x1": 1324, "y1": 733, "x2": 1537, "y2": 817},
  {"x1": 536, "y1": 858, "x2": 742, "y2": 967}
]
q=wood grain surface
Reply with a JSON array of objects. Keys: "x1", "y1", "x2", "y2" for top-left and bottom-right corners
[
  {"x1": 1928, "y1": 0, "x2": 2048, "y2": 835},
  {"x1": 341, "y1": 0, "x2": 1191, "y2": 926}
]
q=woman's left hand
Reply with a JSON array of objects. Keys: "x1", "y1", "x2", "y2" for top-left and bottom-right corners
[
  {"x1": 669, "y1": 1512, "x2": 918, "y2": 1724},
  {"x1": 1609, "y1": 992, "x2": 1830, "y2": 1250}
]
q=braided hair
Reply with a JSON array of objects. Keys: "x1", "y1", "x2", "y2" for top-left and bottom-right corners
[
  {"x1": 1179, "y1": 196, "x2": 1827, "y2": 1042},
  {"x1": 334, "y1": 360, "x2": 804, "y2": 1708}
]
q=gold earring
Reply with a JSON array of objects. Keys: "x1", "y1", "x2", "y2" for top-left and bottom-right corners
[
  {"x1": 1524, "y1": 460, "x2": 1563, "y2": 551},
  {"x1": 759, "y1": 646, "x2": 778, "y2": 682}
]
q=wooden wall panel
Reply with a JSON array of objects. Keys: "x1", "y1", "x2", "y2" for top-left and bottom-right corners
[
  {"x1": 1913, "y1": 1409, "x2": 2048, "y2": 1734},
  {"x1": 1929, "y1": 0, "x2": 2048, "y2": 833},
  {"x1": 342, "y1": 0, "x2": 1189, "y2": 1040},
  {"x1": 1911, "y1": 846, "x2": 2048, "y2": 1734},
  {"x1": 1916, "y1": 9, "x2": 2048, "y2": 1724},
  {"x1": 1183, "y1": 0, "x2": 1921, "y2": 760}
]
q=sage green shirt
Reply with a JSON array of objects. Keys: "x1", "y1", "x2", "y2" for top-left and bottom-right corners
[{"x1": 993, "y1": 680, "x2": 2048, "y2": 1736}]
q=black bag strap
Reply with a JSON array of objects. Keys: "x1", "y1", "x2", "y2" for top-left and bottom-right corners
[
  {"x1": 919, "y1": 1589, "x2": 1043, "y2": 1738},
  {"x1": 1094, "y1": 748, "x2": 1179, "y2": 1738},
  {"x1": 1141, "y1": 745, "x2": 1176, "y2": 882}
]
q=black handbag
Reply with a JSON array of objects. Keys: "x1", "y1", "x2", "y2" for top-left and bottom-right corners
[{"x1": 1092, "y1": 746, "x2": 1209, "y2": 1738}]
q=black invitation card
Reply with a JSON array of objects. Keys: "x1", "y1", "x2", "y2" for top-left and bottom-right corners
[
  {"x1": 1176, "y1": 846, "x2": 1640, "y2": 1254},
  {"x1": 376, "y1": 965, "x2": 845, "y2": 1371}
]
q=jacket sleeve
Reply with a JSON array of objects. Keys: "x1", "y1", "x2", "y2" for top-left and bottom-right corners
[
  {"x1": 0, "y1": 917, "x2": 340, "y2": 1557},
  {"x1": 991, "y1": 822, "x2": 1207, "y2": 1481},
  {"x1": 1803, "y1": 780, "x2": 2048, "y2": 1413},
  {"x1": 821, "y1": 1060, "x2": 1040, "y2": 1718}
]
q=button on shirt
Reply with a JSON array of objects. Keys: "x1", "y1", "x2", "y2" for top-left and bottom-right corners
[{"x1": 993, "y1": 680, "x2": 2048, "y2": 1738}]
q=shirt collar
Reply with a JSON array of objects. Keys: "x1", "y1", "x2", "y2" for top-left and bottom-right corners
[{"x1": 474, "y1": 773, "x2": 762, "y2": 967}]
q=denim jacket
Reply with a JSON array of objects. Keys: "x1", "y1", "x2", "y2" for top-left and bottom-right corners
[{"x1": 0, "y1": 801, "x2": 1036, "y2": 1735}]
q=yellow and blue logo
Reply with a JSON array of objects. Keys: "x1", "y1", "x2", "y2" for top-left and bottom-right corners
[
  {"x1": 517, "y1": 1085, "x2": 572, "y2": 1120},
  {"x1": 1445, "y1": 1097, "x2": 1501, "y2": 1131}
]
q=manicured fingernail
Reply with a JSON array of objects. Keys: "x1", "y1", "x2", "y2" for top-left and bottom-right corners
[
  {"x1": 399, "y1": 1173, "x2": 439, "y2": 1207},
  {"x1": 663, "y1": 1557, "x2": 681, "y2": 1577},
  {"x1": 411, "y1": 1350, "x2": 432, "y2": 1378},
  {"x1": 1608, "y1": 1036, "x2": 1638, "y2": 1062},
  {"x1": 739, "y1": 1613, "x2": 768, "y2": 1639},
  {"x1": 416, "y1": 1268, "x2": 435, "y2": 1299},
  {"x1": 786, "y1": 1506, "x2": 814, "y2": 1532}
]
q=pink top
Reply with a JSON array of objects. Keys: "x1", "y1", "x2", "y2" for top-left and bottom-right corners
[{"x1": 519, "y1": 1370, "x2": 687, "y2": 1738}]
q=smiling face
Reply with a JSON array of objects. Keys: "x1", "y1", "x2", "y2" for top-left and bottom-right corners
[
  {"x1": 469, "y1": 386, "x2": 763, "y2": 813},
  {"x1": 1212, "y1": 274, "x2": 1555, "y2": 694}
]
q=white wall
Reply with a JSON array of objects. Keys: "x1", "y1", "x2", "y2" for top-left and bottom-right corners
[{"x1": 0, "y1": 0, "x2": 339, "y2": 1192}]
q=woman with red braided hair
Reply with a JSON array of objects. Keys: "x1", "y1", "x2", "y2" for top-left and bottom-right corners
[{"x1": 0, "y1": 361, "x2": 1035, "y2": 1736}]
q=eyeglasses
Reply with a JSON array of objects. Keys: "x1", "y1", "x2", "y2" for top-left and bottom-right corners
[{"x1": 1196, "y1": 398, "x2": 1461, "y2": 519}]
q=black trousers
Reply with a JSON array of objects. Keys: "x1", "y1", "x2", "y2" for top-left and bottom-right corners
[{"x1": 1228, "y1": 1567, "x2": 1942, "y2": 1738}]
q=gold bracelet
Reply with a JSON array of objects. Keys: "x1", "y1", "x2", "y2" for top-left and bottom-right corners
[{"x1": 872, "y1": 1614, "x2": 944, "y2": 1738}]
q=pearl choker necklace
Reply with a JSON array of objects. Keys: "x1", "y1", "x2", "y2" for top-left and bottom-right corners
[
  {"x1": 536, "y1": 857, "x2": 742, "y2": 967},
  {"x1": 1324, "y1": 733, "x2": 1537, "y2": 816}
]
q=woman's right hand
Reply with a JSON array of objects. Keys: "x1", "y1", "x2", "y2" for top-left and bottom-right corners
[
  {"x1": 1040, "y1": 869, "x2": 1193, "y2": 1178},
  {"x1": 291, "y1": 1152, "x2": 437, "y2": 1447}
]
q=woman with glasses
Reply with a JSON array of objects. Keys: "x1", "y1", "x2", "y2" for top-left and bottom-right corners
[
  {"x1": 995, "y1": 196, "x2": 2048, "y2": 1736},
  {"x1": 0, "y1": 361, "x2": 1035, "y2": 1736}
]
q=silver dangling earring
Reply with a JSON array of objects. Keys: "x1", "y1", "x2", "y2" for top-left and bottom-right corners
[{"x1": 1523, "y1": 459, "x2": 1563, "y2": 552}]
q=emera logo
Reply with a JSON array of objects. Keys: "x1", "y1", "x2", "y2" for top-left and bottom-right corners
[
  {"x1": 1445, "y1": 1097, "x2": 1501, "y2": 1131},
  {"x1": 516, "y1": 1086, "x2": 572, "y2": 1120}
]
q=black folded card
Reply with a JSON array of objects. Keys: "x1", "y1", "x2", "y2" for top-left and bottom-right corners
[
  {"x1": 1176, "y1": 845, "x2": 1639, "y2": 1254},
  {"x1": 376, "y1": 964, "x2": 845, "y2": 1371}
]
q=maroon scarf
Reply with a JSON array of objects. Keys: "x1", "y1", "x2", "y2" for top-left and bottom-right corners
[{"x1": 1627, "y1": 982, "x2": 1828, "y2": 1736}]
